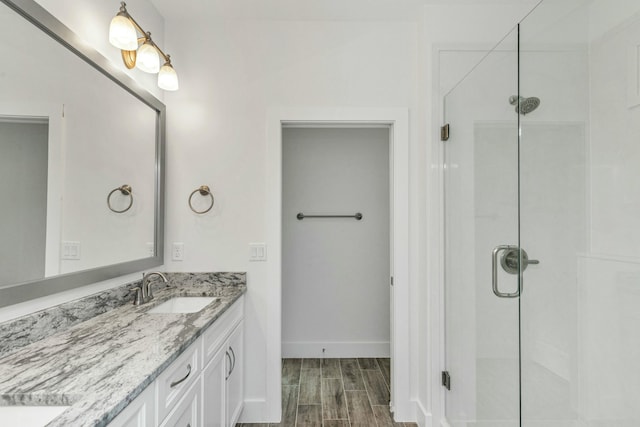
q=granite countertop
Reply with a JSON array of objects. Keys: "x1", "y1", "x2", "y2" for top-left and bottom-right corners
[{"x1": 0, "y1": 272, "x2": 246, "y2": 427}]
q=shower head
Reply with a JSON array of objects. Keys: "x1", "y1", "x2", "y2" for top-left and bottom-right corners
[{"x1": 509, "y1": 95, "x2": 540, "y2": 115}]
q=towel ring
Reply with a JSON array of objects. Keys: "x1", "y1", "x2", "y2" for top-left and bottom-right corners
[
  {"x1": 107, "y1": 185, "x2": 133, "y2": 213},
  {"x1": 189, "y1": 185, "x2": 214, "y2": 214}
]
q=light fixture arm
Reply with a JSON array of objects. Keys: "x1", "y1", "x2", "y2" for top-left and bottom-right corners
[{"x1": 145, "y1": 37, "x2": 171, "y2": 64}]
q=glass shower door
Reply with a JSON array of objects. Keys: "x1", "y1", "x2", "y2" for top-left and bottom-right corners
[{"x1": 443, "y1": 27, "x2": 522, "y2": 427}]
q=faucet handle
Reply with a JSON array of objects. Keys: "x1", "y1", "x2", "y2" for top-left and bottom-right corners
[{"x1": 130, "y1": 287, "x2": 143, "y2": 305}]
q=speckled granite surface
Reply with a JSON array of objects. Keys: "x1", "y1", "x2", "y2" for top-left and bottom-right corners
[
  {"x1": 0, "y1": 280, "x2": 140, "y2": 360},
  {"x1": 0, "y1": 272, "x2": 246, "y2": 426}
]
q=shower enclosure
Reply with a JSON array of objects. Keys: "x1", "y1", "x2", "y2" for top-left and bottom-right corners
[{"x1": 442, "y1": 0, "x2": 640, "y2": 426}]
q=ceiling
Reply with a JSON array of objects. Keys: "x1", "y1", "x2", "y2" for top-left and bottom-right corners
[{"x1": 150, "y1": 0, "x2": 538, "y2": 23}]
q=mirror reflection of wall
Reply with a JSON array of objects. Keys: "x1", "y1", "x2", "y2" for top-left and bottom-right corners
[
  {"x1": 0, "y1": 0, "x2": 158, "y2": 289},
  {"x1": 0, "y1": 118, "x2": 48, "y2": 286}
]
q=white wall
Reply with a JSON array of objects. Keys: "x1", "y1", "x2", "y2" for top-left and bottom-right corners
[
  {"x1": 579, "y1": 4, "x2": 640, "y2": 424},
  {"x1": 589, "y1": 10, "x2": 640, "y2": 258},
  {"x1": 281, "y1": 127, "x2": 390, "y2": 358},
  {"x1": 160, "y1": 15, "x2": 423, "y2": 422}
]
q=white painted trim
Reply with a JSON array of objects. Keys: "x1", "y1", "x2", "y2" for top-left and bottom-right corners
[
  {"x1": 266, "y1": 107, "x2": 411, "y2": 423},
  {"x1": 282, "y1": 342, "x2": 391, "y2": 358},
  {"x1": 282, "y1": 122, "x2": 391, "y2": 129},
  {"x1": 266, "y1": 111, "x2": 284, "y2": 423}
]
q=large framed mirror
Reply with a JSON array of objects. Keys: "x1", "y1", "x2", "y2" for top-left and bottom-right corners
[{"x1": 0, "y1": 0, "x2": 165, "y2": 308}]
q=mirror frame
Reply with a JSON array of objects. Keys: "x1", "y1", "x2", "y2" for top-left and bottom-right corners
[{"x1": 0, "y1": 0, "x2": 165, "y2": 308}]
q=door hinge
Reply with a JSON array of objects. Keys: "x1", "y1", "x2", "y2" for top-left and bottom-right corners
[
  {"x1": 442, "y1": 371, "x2": 451, "y2": 390},
  {"x1": 441, "y1": 123, "x2": 450, "y2": 141},
  {"x1": 390, "y1": 276, "x2": 394, "y2": 286}
]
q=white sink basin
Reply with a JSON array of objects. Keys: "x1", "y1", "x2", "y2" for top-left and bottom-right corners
[
  {"x1": 0, "y1": 406, "x2": 69, "y2": 427},
  {"x1": 148, "y1": 297, "x2": 217, "y2": 314}
]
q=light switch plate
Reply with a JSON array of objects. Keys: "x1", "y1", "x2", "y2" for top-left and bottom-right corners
[
  {"x1": 249, "y1": 243, "x2": 267, "y2": 261},
  {"x1": 61, "y1": 241, "x2": 81, "y2": 260}
]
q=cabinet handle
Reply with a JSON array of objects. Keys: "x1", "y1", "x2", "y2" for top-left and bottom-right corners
[
  {"x1": 229, "y1": 346, "x2": 236, "y2": 374},
  {"x1": 225, "y1": 351, "x2": 232, "y2": 380},
  {"x1": 170, "y1": 363, "x2": 192, "y2": 388}
]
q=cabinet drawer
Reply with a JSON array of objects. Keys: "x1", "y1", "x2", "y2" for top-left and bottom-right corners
[
  {"x1": 202, "y1": 297, "x2": 244, "y2": 363},
  {"x1": 156, "y1": 339, "x2": 200, "y2": 423},
  {"x1": 159, "y1": 377, "x2": 200, "y2": 427}
]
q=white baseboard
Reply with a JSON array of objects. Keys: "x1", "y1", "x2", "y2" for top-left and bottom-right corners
[
  {"x1": 282, "y1": 341, "x2": 390, "y2": 358},
  {"x1": 238, "y1": 399, "x2": 273, "y2": 424}
]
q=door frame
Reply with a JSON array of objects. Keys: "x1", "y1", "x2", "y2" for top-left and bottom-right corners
[{"x1": 266, "y1": 107, "x2": 411, "y2": 421}]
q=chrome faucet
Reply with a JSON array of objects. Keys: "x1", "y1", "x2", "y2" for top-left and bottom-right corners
[
  {"x1": 142, "y1": 272, "x2": 168, "y2": 302},
  {"x1": 132, "y1": 272, "x2": 168, "y2": 305}
]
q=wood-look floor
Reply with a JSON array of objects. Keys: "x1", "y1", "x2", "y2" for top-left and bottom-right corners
[{"x1": 237, "y1": 358, "x2": 417, "y2": 427}]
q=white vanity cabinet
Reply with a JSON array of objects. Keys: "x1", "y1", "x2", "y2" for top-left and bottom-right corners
[{"x1": 107, "y1": 296, "x2": 244, "y2": 427}]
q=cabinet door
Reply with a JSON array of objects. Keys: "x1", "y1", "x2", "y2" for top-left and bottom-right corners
[
  {"x1": 202, "y1": 346, "x2": 227, "y2": 427},
  {"x1": 225, "y1": 322, "x2": 243, "y2": 427},
  {"x1": 107, "y1": 383, "x2": 155, "y2": 427}
]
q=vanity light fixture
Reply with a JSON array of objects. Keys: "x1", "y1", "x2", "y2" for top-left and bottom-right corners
[{"x1": 108, "y1": 2, "x2": 179, "y2": 91}]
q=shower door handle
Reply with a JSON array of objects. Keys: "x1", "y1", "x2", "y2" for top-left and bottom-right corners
[{"x1": 492, "y1": 245, "x2": 520, "y2": 298}]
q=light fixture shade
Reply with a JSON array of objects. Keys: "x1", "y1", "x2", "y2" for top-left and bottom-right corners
[
  {"x1": 158, "y1": 63, "x2": 179, "y2": 91},
  {"x1": 109, "y1": 14, "x2": 138, "y2": 51},
  {"x1": 136, "y1": 42, "x2": 160, "y2": 73}
]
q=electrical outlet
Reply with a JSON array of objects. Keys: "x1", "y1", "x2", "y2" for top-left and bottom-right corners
[{"x1": 172, "y1": 242, "x2": 184, "y2": 261}]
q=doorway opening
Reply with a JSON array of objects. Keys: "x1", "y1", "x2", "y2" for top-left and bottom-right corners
[
  {"x1": 264, "y1": 108, "x2": 410, "y2": 424},
  {"x1": 280, "y1": 126, "x2": 391, "y2": 425}
]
